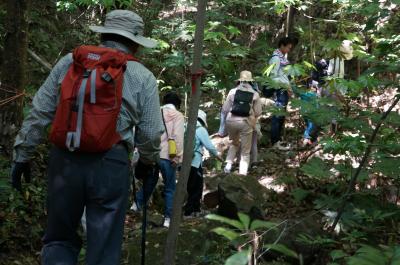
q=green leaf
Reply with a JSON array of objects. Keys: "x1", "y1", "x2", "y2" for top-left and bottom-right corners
[
  {"x1": 262, "y1": 63, "x2": 276, "y2": 76},
  {"x1": 330, "y1": 249, "x2": 347, "y2": 261},
  {"x1": 238, "y1": 213, "x2": 250, "y2": 230},
  {"x1": 206, "y1": 214, "x2": 244, "y2": 230},
  {"x1": 212, "y1": 227, "x2": 240, "y2": 241},
  {"x1": 300, "y1": 157, "x2": 331, "y2": 179},
  {"x1": 285, "y1": 64, "x2": 306, "y2": 78},
  {"x1": 291, "y1": 188, "x2": 311, "y2": 203},
  {"x1": 225, "y1": 249, "x2": 251, "y2": 265},
  {"x1": 250, "y1": 220, "x2": 277, "y2": 231},
  {"x1": 347, "y1": 245, "x2": 387, "y2": 265},
  {"x1": 264, "y1": 243, "x2": 298, "y2": 259},
  {"x1": 391, "y1": 246, "x2": 400, "y2": 264}
]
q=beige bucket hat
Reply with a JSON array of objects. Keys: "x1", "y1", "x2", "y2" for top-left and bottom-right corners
[
  {"x1": 237, "y1": 70, "x2": 254, "y2": 82},
  {"x1": 90, "y1": 10, "x2": 157, "y2": 48}
]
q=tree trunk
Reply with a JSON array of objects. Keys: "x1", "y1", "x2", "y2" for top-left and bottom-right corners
[
  {"x1": 0, "y1": 0, "x2": 29, "y2": 156},
  {"x1": 163, "y1": 0, "x2": 207, "y2": 264},
  {"x1": 285, "y1": 5, "x2": 296, "y2": 37}
]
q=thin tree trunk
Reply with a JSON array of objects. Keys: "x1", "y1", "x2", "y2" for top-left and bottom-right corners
[
  {"x1": 0, "y1": 0, "x2": 29, "y2": 156},
  {"x1": 163, "y1": 1, "x2": 207, "y2": 264},
  {"x1": 285, "y1": 5, "x2": 295, "y2": 37}
]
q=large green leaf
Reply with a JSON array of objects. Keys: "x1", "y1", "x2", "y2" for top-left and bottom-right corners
[
  {"x1": 206, "y1": 214, "x2": 244, "y2": 230},
  {"x1": 237, "y1": 213, "x2": 250, "y2": 230},
  {"x1": 330, "y1": 249, "x2": 348, "y2": 261},
  {"x1": 264, "y1": 244, "x2": 298, "y2": 259},
  {"x1": 225, "y1": 249, "x2": 251, "y2": 265},
  {"x1": 212, "y1": 227, "x2": 240, "y2": 241},
  {"x1": 347, "y1": 245, "x2": 387, "y2": 265},
  {"x1": 250, "y1": 220, "x2": 277, "y2": 231}
]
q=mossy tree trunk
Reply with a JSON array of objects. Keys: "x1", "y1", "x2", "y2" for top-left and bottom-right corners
[{"x1": 0, "y1": 0, "x2": 29, "y2": 156}]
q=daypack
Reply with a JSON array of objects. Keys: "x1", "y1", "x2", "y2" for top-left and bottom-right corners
[
  {"x1": 231, "y1": 89, "x2": 254, "y2": 117},
  {"x1": 311, "y1": 59, "x2": 329, "y2": 85},
  {"x1": 49, "y1": 45, "x2": 138, "y2": 152}
]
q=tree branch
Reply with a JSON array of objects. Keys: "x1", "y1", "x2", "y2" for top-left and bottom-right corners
[{"x1": 28, "y1": 48, "x2": 52, "y2": 71}]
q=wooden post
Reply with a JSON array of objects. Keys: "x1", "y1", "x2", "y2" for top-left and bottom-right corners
[{"x1": 163, "y1": 0, "x2": 207, "y2": 264}]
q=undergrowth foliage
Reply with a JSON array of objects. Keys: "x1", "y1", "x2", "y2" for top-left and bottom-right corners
[{"x1": 0, "y1": 156, "x2": 47, "y2": 254}]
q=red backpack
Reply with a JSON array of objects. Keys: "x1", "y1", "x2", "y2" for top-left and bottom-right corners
[{"x1": 49, "y1": 45, "x2": 138, "y2": 152}]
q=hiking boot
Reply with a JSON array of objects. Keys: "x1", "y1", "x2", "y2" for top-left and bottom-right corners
[
  {"x1": 303, "y1": 138, "x2": 313, "y2": 146},
  {"x1": 163, "y1": 217, "x2": 170, "y2": 228},
  {"x1": 130, "y1": 201, "x2": 140, "y2": 212},
  {"x1": 273, "y1": 141, "x2": 291, "y2": 151}
]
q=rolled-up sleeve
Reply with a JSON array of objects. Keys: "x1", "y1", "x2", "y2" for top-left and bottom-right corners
[
  {"x1": 198, "y1": 127, "x2": 218, "y2": 157},
  {"x1": 135, "y1": 74, "x2": 164, "y2": 164},
  {"x1": 222, "y1": 89, "x2": 235, "y2": 115},
  {"x1": 13, "y1": 54, "x2": 72, "y2": 162},
  {"x1": 253, "y1": 92, "x2": 262, "y2": 118}
]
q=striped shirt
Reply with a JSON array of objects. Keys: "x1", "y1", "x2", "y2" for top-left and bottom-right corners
[{"x1": 13, "y1": 41, "x2": 163, "y2": 164}]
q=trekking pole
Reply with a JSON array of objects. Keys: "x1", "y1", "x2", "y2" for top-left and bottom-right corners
[{"x1": 141, "y1": 175, "x2": 148, "y2": 265}]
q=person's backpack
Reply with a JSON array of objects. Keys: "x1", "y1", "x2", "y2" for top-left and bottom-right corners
[
  {"x1": 311, "y1": 59, "x2": 329, "y2": 84},
  {"x1": 231, "y1": 89, "x2": 254, "y2": 117},
  {"x1": 49, "y1": 45, "x2": 138, "y2": 152}
]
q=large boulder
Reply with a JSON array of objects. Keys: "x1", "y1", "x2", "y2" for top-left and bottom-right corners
[{"x1": 217, "y1": 174, "x2": 271, "y2": 219}]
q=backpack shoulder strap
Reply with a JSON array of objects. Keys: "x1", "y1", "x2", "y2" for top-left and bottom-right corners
[{"x1": 161, "y1": 109, "x2": 170, "y2": 138}]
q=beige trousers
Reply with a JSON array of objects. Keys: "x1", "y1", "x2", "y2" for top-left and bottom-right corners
[{"x1": 225, "y1": 119, "x2": 253, "y2": 175}]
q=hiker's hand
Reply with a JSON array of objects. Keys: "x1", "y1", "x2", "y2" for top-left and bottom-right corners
[
  {"x1": 134, "y1": 159, "x2": 155, "y2": 181},
  {"x1": 287, "y1": 88, "x2": 293, "y2": 98},
  {"x1": 217, "y1": 155, "x2": 224, "y2": 162},
  {"x1": 11, "y1": 162, "x2": 31, "y2": 192}
]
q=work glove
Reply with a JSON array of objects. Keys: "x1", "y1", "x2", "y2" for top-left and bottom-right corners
[
  {"x1": 10, "y1": 162, "x2": 31, "y2": 192},
  {"x1": 134, "y1": 159, "x2": 155, "y2": 181}
]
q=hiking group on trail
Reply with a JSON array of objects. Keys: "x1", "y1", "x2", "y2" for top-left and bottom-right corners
[{"x1": 9, "y1": 9, "x2": 354, "y2": 265}]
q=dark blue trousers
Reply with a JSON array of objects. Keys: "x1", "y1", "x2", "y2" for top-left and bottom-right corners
[
  {"x1": 41, "y1": 145, "x2": 130, "y2": 265},
  {"x1": 271, "y1": 89, "x2": 289, "y2": 144},
  {"x1": 136, "y1": 159, "x2": 177, "y2": 218}
]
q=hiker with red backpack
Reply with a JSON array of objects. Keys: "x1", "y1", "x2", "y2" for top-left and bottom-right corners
[
  {"x1": 222, "y1": 71, "x2": 262, "y2": 176},
  {"x1": 10, "y1": 10, "x2": 163, "y2": 265}
]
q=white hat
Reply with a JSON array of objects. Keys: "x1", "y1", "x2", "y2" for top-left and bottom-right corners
[
  {"x1": 340, "y1": 40, "x2": 353, "y2": 60},
  {"x1": 237, "y1": 70, "x2": 254, "y2": 82},
  {"x1": 198, "y1": 110, "x2": 208, "y2": 127},
  {"x1": 89, "y1": 10, "x2": 157, "y2": 48}
]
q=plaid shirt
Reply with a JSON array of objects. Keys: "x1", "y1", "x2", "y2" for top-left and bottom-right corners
[{"x1": 14, "y1": 41, "x2": 163, "y2": 164}]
